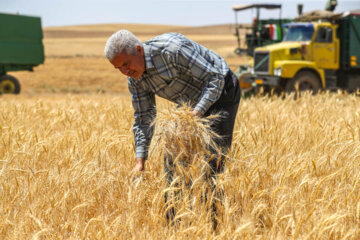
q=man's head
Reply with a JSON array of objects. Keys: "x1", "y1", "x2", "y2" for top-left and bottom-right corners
[{"x1": 104, "y1": 30, "x2": 145, "y2": 79}]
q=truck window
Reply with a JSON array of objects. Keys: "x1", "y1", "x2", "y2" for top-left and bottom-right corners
[
  {"x1": 283, "y1": 25, "x2": 314, "y2": 42},
  {"x1": 315, "y1": 27, "x2": 333, "y2": 43}
]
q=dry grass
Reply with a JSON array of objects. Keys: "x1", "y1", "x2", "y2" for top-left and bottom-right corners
[
  {"x1": 1, "y1": 91, "x2": 360, "y2": 239},
  {"x1": 10, "y1": 23, "x2": 247, "y2": 95},
  {"x1": 12, "y1": 58, "x2": 129, "y2": 95}
]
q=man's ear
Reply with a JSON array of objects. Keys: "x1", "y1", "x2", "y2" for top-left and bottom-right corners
[{"x1": 136, "y1": 45, "x2": 144, "y2": 56}]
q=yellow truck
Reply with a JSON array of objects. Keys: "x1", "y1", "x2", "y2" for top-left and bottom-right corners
[{"x1": 244, "y1": 10, "x2": 360, "y2": 93}]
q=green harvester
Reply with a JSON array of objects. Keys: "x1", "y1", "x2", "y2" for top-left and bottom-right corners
[{"x1": 0, "y1": 13, "x2": 44, "y2": 94}]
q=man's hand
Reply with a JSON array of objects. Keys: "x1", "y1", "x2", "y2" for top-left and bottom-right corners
[
  {"x1": 132, "y1": 157, "x2": 145, "y2": 173},
  {"x1": 191, "y1": 110, "x2": 202, "y2": 117}
]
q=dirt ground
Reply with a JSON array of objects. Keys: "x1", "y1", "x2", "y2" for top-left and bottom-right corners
[{"x1": 11, "y1": 23, "x2": 250, "y2": 95}]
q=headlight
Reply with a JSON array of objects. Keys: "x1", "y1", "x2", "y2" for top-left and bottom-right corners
[
  {"x1": 274, "y1": 67, "x2": 282, "y2": 77},
  {"x1": 248, "y1": 67, "x2": 254, "y2": 75}
]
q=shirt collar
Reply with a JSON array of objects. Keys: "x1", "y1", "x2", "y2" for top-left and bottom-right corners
[{"x1": 143, "y1": 44, "x2": 155, "y2": 71}]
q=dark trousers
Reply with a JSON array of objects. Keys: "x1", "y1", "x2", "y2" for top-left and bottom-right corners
[{"x1": 164, "y1": 70, "x2": 241, "y2": 228}]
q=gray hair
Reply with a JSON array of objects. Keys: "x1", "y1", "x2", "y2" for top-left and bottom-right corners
[{"x1": 104, "y1": 29, "x2": 143, "y2": 60}]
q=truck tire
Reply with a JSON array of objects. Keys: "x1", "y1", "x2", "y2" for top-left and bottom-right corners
[
  {"x1": 0, "y1": 75, "x2": 21, "y2": 94},
  {"x1": 285, "y1": 71, "x2": 321, "y2": 94}
]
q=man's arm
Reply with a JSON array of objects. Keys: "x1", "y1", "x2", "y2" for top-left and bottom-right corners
[{"x1": 128, "y1": 78, "x2": 156, "y2": 172}]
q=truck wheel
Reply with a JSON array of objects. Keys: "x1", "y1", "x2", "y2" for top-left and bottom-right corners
[
  {"x1": 285, "y1": 71, "x2": 321, "y2": 94},
  {"x1": 0, "y1": 75, "x2": 21, "y2": 94}
]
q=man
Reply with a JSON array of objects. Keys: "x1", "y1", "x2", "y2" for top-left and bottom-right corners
[{"x1": 104, "y1": 30, "x2": 240, "y2": 228}]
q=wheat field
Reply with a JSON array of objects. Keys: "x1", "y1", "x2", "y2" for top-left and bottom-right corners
[
  {"x1": 1, "y1": 24, "x2": 360, "y2": 239},
  {"x1": 1, "y1": 92, "x2": 360, "y2": 239}
]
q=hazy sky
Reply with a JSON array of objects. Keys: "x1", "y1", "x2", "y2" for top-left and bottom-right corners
[{"x1": 1, "y1": 0, "x2": 359, "y2": 27}]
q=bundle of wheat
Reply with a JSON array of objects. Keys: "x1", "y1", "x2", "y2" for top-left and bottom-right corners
[
  {"x1": 151, "y1": 105, "x2": 221, "y2": 163},
  {"x1": 151, "y1": 105, "x2": 224, "y2": 228}
]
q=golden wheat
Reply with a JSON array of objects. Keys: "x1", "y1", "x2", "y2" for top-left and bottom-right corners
[
  {"x1": 1, "y1": 91, "x2": 360, "y2": 239},
  {"x1": 151, "y1": 105, "x2": 224, "y2": 232},
  {"x1": 152, "y1": 105, "x2": 220, "y2": 160}
]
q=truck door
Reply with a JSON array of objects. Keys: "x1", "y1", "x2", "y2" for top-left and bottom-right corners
[{"x1": 313, "y1": 26, "x2": 339, "y2": 69}]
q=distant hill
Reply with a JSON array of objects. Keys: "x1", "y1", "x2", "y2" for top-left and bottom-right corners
[{"x1": 43, "y1": 23, "x2": 237, "y2": 38}]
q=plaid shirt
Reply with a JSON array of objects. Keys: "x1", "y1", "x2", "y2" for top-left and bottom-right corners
[{"x1": 128, "y1": 33, "x2": 229, "y2": 159}]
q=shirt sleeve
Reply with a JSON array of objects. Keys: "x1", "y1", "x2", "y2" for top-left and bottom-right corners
[
  {"x1": 128, "y1": 77, "x2": 156, "y2": 159},
  {"x1": 175, "y1": 42, "x2": 225, "y2": 114}
]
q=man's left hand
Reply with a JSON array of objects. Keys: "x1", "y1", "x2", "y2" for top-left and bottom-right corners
[{"x1": 191, "y1": 110, "x2": 202, "y2": 117}]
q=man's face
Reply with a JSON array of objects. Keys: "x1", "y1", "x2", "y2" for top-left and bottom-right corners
[{"x1": 110, "y1": 45, "x2": 145, "y2": 80}]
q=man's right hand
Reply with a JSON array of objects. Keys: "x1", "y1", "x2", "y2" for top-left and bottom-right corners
[{"x1": 131, "y1": 157, "x2": 145, "y2": 173}]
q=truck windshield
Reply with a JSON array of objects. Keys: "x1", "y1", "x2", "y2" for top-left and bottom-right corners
[{"x1": 283, "y1": 25, "x2": 314, "y2": 42}]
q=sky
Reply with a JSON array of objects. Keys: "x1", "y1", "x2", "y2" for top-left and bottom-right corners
[{"x1": 1, "y1": 0, "x2": 359, "y2": 27}]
